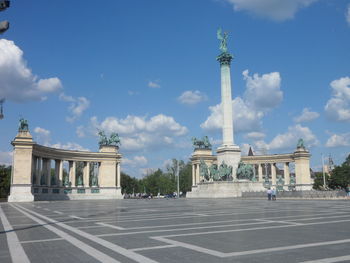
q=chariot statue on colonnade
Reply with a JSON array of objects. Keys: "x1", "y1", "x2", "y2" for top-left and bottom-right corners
[
  {"x1": 98, "y1": 130, "x2": 121, "y2": 147},
  {"x1": 192, "y1": 136, "x2": 212, "y2": 149}
]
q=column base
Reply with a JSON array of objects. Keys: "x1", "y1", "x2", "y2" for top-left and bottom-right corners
[
  {"x1": 217, "y1": 145, "x2": 241, "y2": 178},
  {"x1": 8, "y1": 185, "x2": 34, "y2": 202}
]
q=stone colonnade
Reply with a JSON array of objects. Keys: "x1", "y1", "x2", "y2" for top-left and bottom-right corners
[
  {"x1": 191, "y1": 146, "x2": 312, "y2": 190},
  {"x1": 8, "y1": 131, "x2": 122, "y2": 202}
]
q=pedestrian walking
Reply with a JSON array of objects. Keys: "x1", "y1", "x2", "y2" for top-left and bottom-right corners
[{"x1": 267, "y1": 188, "x2": 272, "y2": 201}]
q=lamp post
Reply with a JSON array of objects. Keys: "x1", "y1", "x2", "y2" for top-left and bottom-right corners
[
  {"x1": 322, "y1": 154, "x2": 326, "y2": 189},
  {"x1": 176, "y1": 161, "x2": 180, "y2": 198}
]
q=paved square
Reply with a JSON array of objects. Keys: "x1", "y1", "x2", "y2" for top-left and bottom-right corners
[{"x1": 1, "y1": 199, "x2": 350, "y2": 263}]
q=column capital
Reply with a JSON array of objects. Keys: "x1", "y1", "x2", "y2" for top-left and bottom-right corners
[{"x1": 217, "y1": 52, "x2": 233, "y2": 66}]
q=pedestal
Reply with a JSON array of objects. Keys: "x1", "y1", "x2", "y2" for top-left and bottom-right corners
[{"x1": 217, "y1": 145, "x2": 241, "y2": 178}]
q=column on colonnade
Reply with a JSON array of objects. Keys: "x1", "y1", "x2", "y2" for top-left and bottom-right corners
[
  {"x1": 271, "y1": 163, "x2": 276, "y2": 186},
  {"x1": 258, "y1": 163, "x2": 263, "y2": 182},
  {"x1": 83, "y1": 161, "x2": 90, "y2": 187},
  {"x1": 69, "y1": 161, "x2": 76, "y2": 187},
  {"x1": 284, "y1": 162, "x2": 290, "y2": 185}
]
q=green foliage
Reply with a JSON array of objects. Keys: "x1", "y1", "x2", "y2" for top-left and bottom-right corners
[
  {"x1": 312, "y1": 172, "x2": 330, "y2": 190},
  {"x1": 313, "y1": 154, "x2": 350, "y2": 190},
  {"x1": 121, "y1": 159, "x2": 193, "y2": 195},
  {"x1": 0, "y1": 165, "x2": 11, "y2": 198},
  {"x1": 328, "y1": 155, "x2": 350, "y2": 190}
]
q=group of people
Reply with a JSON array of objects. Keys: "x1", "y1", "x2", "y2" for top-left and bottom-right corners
[{"x1": 267, "y1": 188, "x2": 277, "y2": 201}]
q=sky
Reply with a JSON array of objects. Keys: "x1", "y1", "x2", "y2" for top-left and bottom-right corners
[{"x1": 0, "y1": 0, "x2": 349, "y2": 177}]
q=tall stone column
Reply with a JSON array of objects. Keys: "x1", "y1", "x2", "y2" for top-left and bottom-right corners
[
  {"x1": 196, "y1": 163, "x2": 200, "y2": 184},
  {"x1": 58, "y1": 160, "x2": 64, "y2": 187},
  {"x1": 192, "y1": 164, "x2": 196, "y2": 186},
  {"x1": 32, "y1": 156, "x2": 37, "y2": 184},
  {"x1": 216, "y1": 49, "x2": 241, "y2": 178},
  {"x1": 258, "y1": 163, "x2": 263, "y2": 182},
  {"x1": 271, "y1": 163, "x2": 276, "y2": 186},
  {"x1": 69, "y1": 161, "x2": 76, "y2": 187},
  {"x1": 46, "y1": 159, "x2": 51, "y2": 186},
  {"x1": 284, "y1": 162, "x2": 290, "y2": 185},
  {"x1": 83, "y1": 162, "x2": 90, "y2": 187},
  {"x1": 36, "y1": 157, "x2": 41, "y2": 186},
  {"x1": 117, "y1": 162, "x2": 121, "y2": 188}
]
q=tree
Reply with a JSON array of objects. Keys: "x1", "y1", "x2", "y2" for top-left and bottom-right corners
[
  {"x1": 179, "y1": 161, "x2": 192, "y2": 193},
  {"x1": 312, "y1": 172, "x2": 330, "y2": 190},
  {"x1": 121, "y1": 172, "x2": 140, "y2": 194},
  {"x1": 0, "y1": 165, "x2": 11, "y2": 199},
  {"x1": 328, "y1": 154, "x2": 350, "y2": 190}
]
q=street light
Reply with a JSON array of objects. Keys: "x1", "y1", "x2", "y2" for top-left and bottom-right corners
[
  {"x1": 0, "y1": 98, "x2": 4, "y2": 120},
  {"x1": 0, "y1": 0, "x2": 10, "y2": 34},
  {"x1": 322, "y1": 154, "x2": 326, "y2": 189}
]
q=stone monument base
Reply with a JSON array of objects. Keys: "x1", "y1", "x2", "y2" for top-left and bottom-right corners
[
  {"x1": 8, "y1": 187, "x2": 123, "y2": 202},
  {"x1": 186, "y1": 181, "x2": 265, "y2": 198},
  {"x1": 8, "y1": 185, "x2": 35, "y2": 202},
  {"x1": 217, "y1": 145, "x2": 241, "y2": 178}
]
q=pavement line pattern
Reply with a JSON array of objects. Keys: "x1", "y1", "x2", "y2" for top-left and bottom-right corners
[
  {"x1": 53, "y1": 210, "x2": 63, "y2": 214},
  {"x1": 11, "y1": 204, "x2": 121, "y2": 263},
  {"x1": 69, "y1": 215, "x2": 86, "y2": 220},
  {"x1": 152, "y1": 236, "x2": 350, "y2": 258},
  {"x1": 14, "y1": 204, "x2": 159, "y2": 263},
  {"x1": 0, "y1": 205, "x2": 30, "y2": 263},
  {"x1": 20, "y1": 238, "x2": 64, "y2": 244},
  {"x1": 96, "y1": 222, "x2": 126, "y2": 230},
  {"x1": 131, "y1": 244, "x2": 177, "y2": 252},
  {"x1": 299, "y1": 255, "x2": 350, "y2": 263}
]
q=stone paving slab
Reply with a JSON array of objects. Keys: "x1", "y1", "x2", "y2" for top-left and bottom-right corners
[{"x1": 1, "y1": 199, "x2": 350, "y2": 263}]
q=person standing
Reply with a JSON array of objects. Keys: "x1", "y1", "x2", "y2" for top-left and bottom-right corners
[
  {"x1": 267, "y1": 188, "x2": 272, "y2": 201},
  {"x1": 272, "y1": 188, "x2": 277, "y2": 201}
]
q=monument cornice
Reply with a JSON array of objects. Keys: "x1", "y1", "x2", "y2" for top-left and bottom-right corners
[{"x1": 33, "y1": 144, "x2": 122, "y2": 162}]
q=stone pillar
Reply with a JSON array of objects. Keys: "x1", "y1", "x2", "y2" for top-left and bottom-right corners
[
  {"x1": 83, "y1": 162, "x2": 90, "y2": 187},
  {"x1": 216, "y1": 51, "x2": 241, "y2": 178},
  {"x1": 32, "y1": 156, "x2": 37, "y2": 184},
  {"x1": 271, "y1": 163, "x2": 276, "y2": 186},
  {"x1": 36, "y1": 157, "x2": 41, "y2": 186},
  {"x1": 69, "y1": 161, "x2": 76, "y2": 187},
  {"x1": 192, "y1": 164, "x2": 196, "y2": 186},
  {"x1": 116, "y1": 162, "x2": 120, "y2": 188},
  {"x1": 196, "y1": 163, "x2": 200, "y2": 184},
  {"x1": 258, "y1": 163, "x2": 263, "y2": 182},
  {"x1": 54, "y1": 160, "x2": 60, "y2": 186},
  {"x1": 8, "y1": 130, "x2": 35, "y2": 202},
  {"x1": 58, "y1": 160, "x2": 64, "y2": 187},
  {"x1": 46, "y1": 159, "x2": 51, "y2": 186},
  {"x1": 284, "y1": 162, "x2": 290, "y2": 185},
  {"x1": 294, "y1": 148, "x2": 312, "y2": 189}
]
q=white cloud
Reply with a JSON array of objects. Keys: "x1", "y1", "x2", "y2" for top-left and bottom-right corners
[
  {"x1": 201, "y1": 70, "x2": 281, "y2": 134},
  {"x1": 243, "y1": 70, "x2": 283, "y2": 111},
  {"x1": 123, "y1": 156, "x2": 148, "y2": 166},
  {"x1": 294, "y1": 108, "x2": 320, "y2": 123},
  {"x1": 224, "y1": 0, "x2": 318, "y2": 21},
  {"x1": 346, "y1": 4, "x2": 350, "y2": 26},
  {"x1": 325, "y1": 76, "x2": 350, "y2": 122},
  {"x1": 0, "y1": 151, "x2": 13, "y2": 166},
  {"x1": 258, "y1": 124, "x2": 318, "y2": 151},
  {"x1": 59, "y1": 93, "x2": 90, "y2": 122},
  {"x1": 201, "y1": 98, "x2": 264, "y2": 133},
  {"x1": 81, "y1": 114, "x2": 188, "y2": 152},
  {"x1": 325, "y1": 132, "x2": 350, "y2": 147},
  {"x1": 0, "y1": 39, "x2": 62, "y2": 102},
  {"x1": 148, "y1": 80, "x2": 161, "y2": 88},
  {"x1": 50, "y1": 142, "x2": 89, "y2": 151},
  {"x1": 34, "y1": 127, "x2": 51, "y2": 145},
  {"x1": 178, "y1": 90, "x2": 208, "y2": 105},
  {"x1": 245, "y1": 132, "x2": 266, "y2": 140}
]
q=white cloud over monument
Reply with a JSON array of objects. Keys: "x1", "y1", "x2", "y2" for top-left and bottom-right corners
[
  {"x1": 224, "y1": 0, "x2": 318, "y2": 21},
  {"x1": 0, "y1": 39, "x2": 62, "y2": 102}
]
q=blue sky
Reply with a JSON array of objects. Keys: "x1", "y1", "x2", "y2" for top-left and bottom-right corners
[{"x1": 0, "y1": 0, "x2": 349, "y2": 177}]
